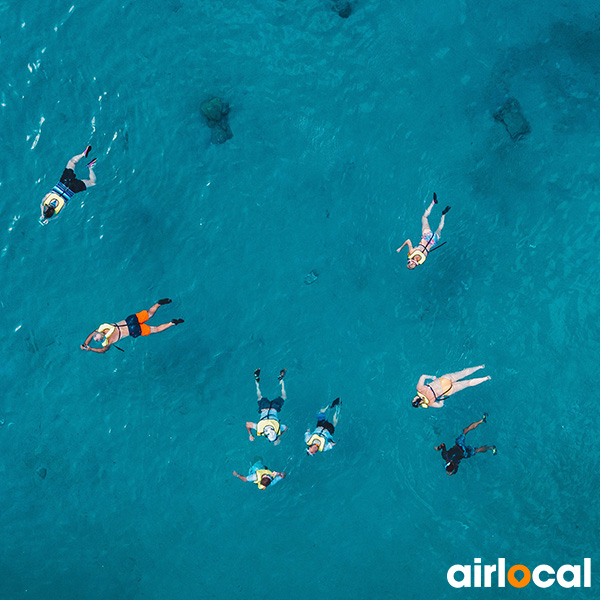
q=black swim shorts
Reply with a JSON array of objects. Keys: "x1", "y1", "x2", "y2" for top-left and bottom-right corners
[{"x1": 60, "y1": 168, "x2": 87, "y2": 193}]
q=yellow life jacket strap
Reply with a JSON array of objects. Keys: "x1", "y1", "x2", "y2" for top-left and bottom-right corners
[
  {"x1": 97, "y1": 323, "x2": 116, "y2": 347},
  {"x1": 253, "y1": 469, "x2": 274, "y2": 489},
  {"x1": 407, "y1": 247, "x2": 427, "y2": 264},
  {"x1": 416, "y1": 391, "x2": 430, "y2": 408},
  {"x1": 42, "y1": 193, "x2": 66, "y2": 214},
  {"x1": 255, "y1": 418, "x2": 281, "y2": 436},
  {"x1": 306, "y1": 432, "x2": 326, "y2": 451}
]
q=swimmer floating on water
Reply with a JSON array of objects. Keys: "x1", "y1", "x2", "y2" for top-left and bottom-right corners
[
  {"x1": 40, "y1": 146, "x2": 97, "y2": 225},
  {"x1": 396, "y1": 193, "x2": 450, "y2": 269},
  {"x1": 233, "y1": 460, "x2": 287, "y2": 490},
  {"x1": 246, "y1": 368, "x2": 288, "y2": 445},
  {"x1": 305, "y1": 398, "x2": 341, "y2": 455},
  {"x1": 412, "y1": 365, "x2": 490, "y2": 408},
  {"x1": 435, "y1": 414, "x2": 497, "y2": 476},
  {"x1": 80, "y1": 298, "x2": 184, "y2": 353}
]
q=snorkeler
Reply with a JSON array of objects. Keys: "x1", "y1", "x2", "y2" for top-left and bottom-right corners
[
  {"x1": 246, "y1": 368, "x2": 288, "y2": 445},
  {"x1": 305, "y1": 398, "x2": 341, "y2": 455},
  {"x1": 233, "y1": 460, "x2": 286, "y2": 490},
  {"x1": 80, "y1": 298, "x2": 184, "y2": 353},
  {"x1": 435, "y1": 414, "x2": 497, "y2": 475},
  {"x1": 40, "y1": 147, "x2": 97, "y2": 224},
  {"x1": 412, "y1": 365, "x2": 490, "y2": 408},
  {"x1": 396, "y1": 193, "x2": 450, "y2": 269}
]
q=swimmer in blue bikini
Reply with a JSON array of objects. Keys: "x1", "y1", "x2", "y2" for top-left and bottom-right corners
[
  {"x1": 435, "y1": 414, "x2": 497, "y2": 475},
  {"x1": 396, "y1": 193, "x2": 450, "y2": 269}
]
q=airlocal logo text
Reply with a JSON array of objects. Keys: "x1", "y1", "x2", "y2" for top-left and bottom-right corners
[{"x1": 448, "y1": 558, "x2": 591, "y2": 588}]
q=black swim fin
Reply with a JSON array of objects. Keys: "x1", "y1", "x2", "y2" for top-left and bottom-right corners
[
  {"x1": 83, "y1": 145, "x2": 92, "y2": 157},
  {"x1": 442, "y1": 205, "x2": 451, "y2": 215},
  {"x1": 254, "y1": 368, "x2": 261, "y2": 382},
  {"x1": 433, "y1": 192, "x2": 438, "y2": 204},
  {"x1": 331, "y1": 397, "x2": 341, "y2": 407},
  {"x1": 278, "y1": 369, "x2": 287, "y2": 381}
]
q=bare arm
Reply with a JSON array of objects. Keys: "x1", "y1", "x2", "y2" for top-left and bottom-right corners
[
  {"x1": 396, "y1": 239, "x2": 413, "y2": 253},
  {"x1": 417, "y1": 374, "x2": 435, "y2": 387},
  {"x1": 80, "y1": 331, "x2": 108, "y2": 353},
  {"x1": 429, "y1": 399, "x2": 444, "y2": 408},
  {"x1": 232, "y1": 471, "x2": 248, "y2": 482},
  {"x1": 245, "y1": 422, "x2": 256, "y2": 441}
]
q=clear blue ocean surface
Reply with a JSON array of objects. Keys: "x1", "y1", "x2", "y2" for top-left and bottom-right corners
[{"x1": 0, "y1": 1, "x2": 598, "y2": 598}]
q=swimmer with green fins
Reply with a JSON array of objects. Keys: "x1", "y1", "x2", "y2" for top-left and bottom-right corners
[
  {"x1": 40, "y1": 146, "x2": 97, "y2": 225},
  {"x1": 435, "y1": 414, "x2": 497, "y2": 476},
  {"x1": 305, "y1": 398, "x2": 341, "y2": 455},
  {"x1": 80, "y1": 298, "x2": 184, "y2": 353},
  {"x1": 233, "y1": 460, "x2": 287, "y2": 490},
  {"x1": 246, "y1": 368, "x2": 288, "y2": 445},
  {"x1": 396, "y1": 193, "x2": 450, "y2": 269}
]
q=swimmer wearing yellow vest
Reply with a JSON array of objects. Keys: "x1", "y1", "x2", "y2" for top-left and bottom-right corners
[
  {"x1": 233, "y1": 460, "x2": 286, "y2": 490},
  {"x1": 396, "y1": 193, "x2": 450, "y2": 269},
  {"x1": 80, "y1": 298, "x2": 184, "y2": 353},
  {"x1": 245, "y1": 368, "x2": 288, "y2": 445},
  {"x1": 40, "y1": 147, "x2": 97, "y2": 224},
  {"x1": 305, "y1": 398, "x2": 341, "y2": 455},
  {"x1": 412, "y1": 365, "x2": 491, "y2": 409}
]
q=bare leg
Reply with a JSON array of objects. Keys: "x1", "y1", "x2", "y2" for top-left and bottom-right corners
[
  {"x1": 279, "y1": 379, "x2": 286, "y2": 400},
  {"x1": 421, "y1": 200, "x2": 436, "y2": 234},
  {"x1": 82, "y1": 164, "x2": 96, "y2": 188},
  {"x1": 332, "y1": 404, "x2": 341, "y2": 427},
  {"x1": 256, "y1": 380, "x2": 262, "y2": 400},
  {"x1": 444, "y1": 365, "x2": 486, "y2": 382},
  {"x1": 435, "y1": 213, "x2": 446, "y2": 237},
  {"x1": 475, "y1": 445, "x2": 494, "y2": 454},
  {"x1": 448, "y1": 376, "x2": 491, "y2": 395},
  {"x1": 463, "y1": 417, "x2": 485, "y2": 435},
  {"x1": 66, "y1": 153, "x2": 86, "y2": 170},
  {"x1": 148, "y1": 322, "x2": 175, "y2": 334},
  {"x1": 147, "y1": 302, "x2": 160, "y2": 318}
]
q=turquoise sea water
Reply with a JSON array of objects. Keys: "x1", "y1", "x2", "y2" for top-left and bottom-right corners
[{"x1": 1, "y1": 0, "x2": 599, "y2": 598}]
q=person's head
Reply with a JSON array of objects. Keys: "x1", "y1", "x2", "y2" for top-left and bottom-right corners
[
  {"x1": 445, "y1": 461, "x2": 458, "y2": 476},
  {"x1": 306, "y1": 443, "x2": 319, "y2": 455},
  {"x1": 264, "y1": 426, "x2": 277, "y2": 443},
  {"x1": 412, "y1": 396, "x2": 423, "y2": 408},
  {"x1": 43, "y1": 205, "x2": 56, "y2": 220},
  {"x1": 260, "y1": 475, "x2": 272, "y2": 488},
  {"x1": 93, "y1": 332, "x2": 105, "y2": 343},
  {"x1": 407, "y1": 259, "x2": 418, "y2": 270}
]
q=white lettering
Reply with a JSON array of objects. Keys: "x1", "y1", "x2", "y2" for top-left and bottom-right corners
[
  {"x1": 498, "y1": 558, "x2": 506, "y2": 587},
  {"x1": 557, "y1": 565, "x2": 580, "y2": 588},
  {"x1": 448, "y1": 565, "x2": 471, "y2": 588},
  {"x1": 585, "y1": 558, "x2": 591, "y2": 587},
  {"x1": 474, "y1": 558, "x2": 482, "y2": 587},
  {"x1": 484, "y1": 564, "x2": 497, "y2": 587},
  {"x1": 532, "y1": 565, "x2": 555, "y2": 588}
]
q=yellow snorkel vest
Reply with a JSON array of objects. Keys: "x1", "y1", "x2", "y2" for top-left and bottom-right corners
[
  {"x1": 42, "y1": 193, "x2": 66, "y2": 215},
  {"x1": 306, "y1": 432, "x2": 326, "y2": 451},
  {"x1": 407, "y1": 247, "x2": 427, "y2": 264},
  {"x1": 97, "y1": 323, "x2": 116, "y2": 347},
  {"x1": 416, "y1": 391, "x2": 430, "y2": 408},
  {"x1": 255, "y1": 418, "x2": 281, "y2": 436},
  {"x1": 253, "y1": 469, "x2": 274, "y2": 489}
]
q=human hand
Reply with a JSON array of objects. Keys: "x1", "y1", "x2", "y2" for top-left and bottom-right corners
[
  {"x1": 80, "y1": 344, "x2": 89, "y2": 351},
  {"x1": 248, "y1": 435, "x2": 254, "y2": 441}
]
